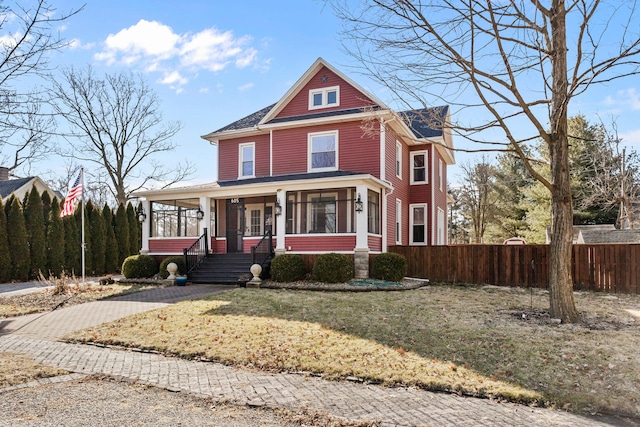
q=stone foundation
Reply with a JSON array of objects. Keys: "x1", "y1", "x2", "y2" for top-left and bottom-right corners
[{"x1": 354, "y1": 248, "x2": 369, "y2": 279}]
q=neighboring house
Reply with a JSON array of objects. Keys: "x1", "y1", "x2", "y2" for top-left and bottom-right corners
[
  {"x1": 134, "y1": 58, "x2": 455, "y2": 279},
  {"x1": 0, "y1": 167, "x2": 61, "y2": 203},
  {"x1": 544, "y1": 224, "x2": 640, "y2": 244}
]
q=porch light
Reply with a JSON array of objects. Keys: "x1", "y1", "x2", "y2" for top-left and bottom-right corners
[
  {"x1": 274, "y1": 198, "x2": 282, "y2": 216},
  {"x1": 355, "y1": 193, "x2": 364, "y2": 213},
  {"x1": 136, "y1": 207, "x2": 147, "y2": 223},
  {"x1": 196, "y1": 205, "x2": 205, "y2": 221}
]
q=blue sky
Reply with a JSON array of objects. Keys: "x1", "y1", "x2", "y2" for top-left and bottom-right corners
[{"x1": 16, "y1": 0, "x2": 640, "y2": 186}]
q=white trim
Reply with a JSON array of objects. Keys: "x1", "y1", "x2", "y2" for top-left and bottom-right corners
[
  {"x1": 238, "y1": 142, "x2": 255, "y2": 179},
  {"x1": 396, "y1": 140, "x2": 402, "y2": 179},
  {"x1": 308, "y1": 130, "x2": 339, "y2": 172},
  {"x1": 269, "y1": 129, "x2": 273, "y2": 176},
  {"x1": 409, "y1": 203, "x2": 428, "y2": 245},
  {"x1": 308, "y1": 85, "x2": 340, "y2": 110},
  {"x1": 396, "y1": 198, "x2": 402, "y2": 245},
  {"x1": 380, "y1": 120, "x2": 386, "y2": 181},
  {"x1": 437, "y1": 207, "x2": 445, "y2": 245},
  {"x1": 410, "y1": 150, "x2": 428, "y2": 184}
]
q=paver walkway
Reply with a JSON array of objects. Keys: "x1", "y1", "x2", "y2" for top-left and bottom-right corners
[{"x1": 0, "y1": 285, "x2": 633, "y2": 427}]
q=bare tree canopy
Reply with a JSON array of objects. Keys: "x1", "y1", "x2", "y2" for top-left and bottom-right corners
[
  {"x1": 0, "y1": 0, "x2": 82, "y2": 176},
  {"x1": 50, "y1": 66, "x2": 194, "y2": 205},
  {"x1": 333, "y1": 0, "x2": 640, "y2": 322}
]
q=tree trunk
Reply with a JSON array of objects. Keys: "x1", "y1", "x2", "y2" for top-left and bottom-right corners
[{"x1": 548, "y1": 0, "x2": 580, "y2": 323}]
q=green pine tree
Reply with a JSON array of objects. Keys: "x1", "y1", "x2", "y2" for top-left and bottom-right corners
[
  {"x1": 77, "y1": 203, "x2": 92, "y2": 275},
  {"x1": 24, "y1": 187, "x2": 46, "y2": 278},
  {"x1": 63, "y1": 212, "x2": 80, "y2": 275},
  {"x1": 102, "y1": 204, "x2": 119, "y2": 273},
  {"x1": 126, "y1": 202, "x2": 140, "y2": 255},
  {"x1": 41, "y1": 190, "x2": 52, "y2": 231},
  {"x1": 89, "y1": 201, "x2": 106, "y2": 275},
  {"x1": 46, "y1": 198, "x2": 65, "y2": 277},
  {"x1": 115, "y1": 204, "x2": 130, "y2": 268},
  {"x1": 0, "y1": 198, "x2": 12, "y2": 283},
  {"x1": 7, "y1": 196, "x2": 30, "y2": 281}
]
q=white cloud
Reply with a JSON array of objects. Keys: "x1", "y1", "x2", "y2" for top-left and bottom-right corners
[
  {"x1": 238, "y1": 82, "x2": 254, "y2": 92},
  {"x1": 94, "y1": 20, "x2": 261, "y2": 90},
  {"x1": 620, "y1": 128, "x2": 640, "y2": 145},
  {"x1": 604, "y1": 88, "x2": 640, "y2": 111},
  {"x1": 68, "y1": 38, "x2": 95, "y2": 50}
]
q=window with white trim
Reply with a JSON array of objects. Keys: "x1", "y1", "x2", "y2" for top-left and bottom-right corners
[
  {"x1": 396, "y1": 140, "x2": 402, "y2": 179},
  {"x1": 439, "y1": 159, "x2": 444, "y2": 191},
  {"x1": 309, "y1": 86, "x2": 340, "y2": 110},
  {"x1": 410, "y1": 151, "x2": 428, "y2": 184},
  {"x1": 396, "y1": 199, "x2": 402, "y2": 244},
  {"x1": 243, "y1": 203, "x2": 274, "y2": 237},
  {"x1": 239, "y1": 142, "x2": 255, "y2": 178},
  {"x1": 367, "y1": 190, "x2": 380, "y2": 234},
  {"x1": 410, "y1": 204, "x2": 427, "y2": 245},
  {"x1": 308, "y1": 131, "x2": 338, "y2": 171}
]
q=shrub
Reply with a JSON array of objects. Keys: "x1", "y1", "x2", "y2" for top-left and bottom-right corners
[
  {"x1": 270, "y1": 254, "x2": 307, "y2": 282},
  {"x1": 312, "y1": 253, "x2": 353, "y2": 283},
  {"x1": 121, "y1": 254, "x2": 157, "y2": 279},
  {"x1": 159, "y1": 256, "x2": 186, "y2": 279},
  {"x1": 371, "y1": 252, "x2": 408, "y2": 282}
]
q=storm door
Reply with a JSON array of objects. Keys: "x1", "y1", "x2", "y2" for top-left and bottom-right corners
[{"x1": 226, "y1": 198, "x2": 245, "y2": 253}]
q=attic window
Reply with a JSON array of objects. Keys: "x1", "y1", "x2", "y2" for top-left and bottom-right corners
[{"x1": 309, "y1": 86, "x2": 340, "y2": 110}]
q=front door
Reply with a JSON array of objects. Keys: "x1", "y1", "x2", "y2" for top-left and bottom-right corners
[{"x1": 226, "y1": 198, "x2": 245, "y2": 253}]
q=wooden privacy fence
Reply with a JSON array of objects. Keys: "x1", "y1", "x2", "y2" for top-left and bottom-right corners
[{"x1": 389, "y1": 244, "x2": 640, "y2": 294}]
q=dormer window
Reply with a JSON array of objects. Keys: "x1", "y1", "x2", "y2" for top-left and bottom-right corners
[{"x1": 309, "y1": 86, "x2": 340, "y2": 110}]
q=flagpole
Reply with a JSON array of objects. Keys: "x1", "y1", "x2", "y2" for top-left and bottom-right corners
[{"x1": 81, "y1": 167, "x2": 85, "y2": 286}]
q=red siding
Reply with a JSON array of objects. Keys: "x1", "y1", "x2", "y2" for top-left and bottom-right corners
[
  {"x1": 149, "y1": 238, "x2": 199, "y2": 254},
  {"x1": 384, "y1": 128, "x2": 411, "y2": 247},
  {"x1": 285, "y1": 234, "x2": 356, "y2": 252},
  {"x1": 213, "y1": 239, "x2": 226, "y2": 253},
  {"x1": 272, "y1": 123, "x2": 380, "y2": 176},
  {"x1": 277, "y1": 66, "x2": 376, "y2": 119},
  {"x1": 217, "y1": 134, "x2": 270, "y2": 181},
  {"x1": 368, "y1": 235, "x2": 382, "y2": 252}
]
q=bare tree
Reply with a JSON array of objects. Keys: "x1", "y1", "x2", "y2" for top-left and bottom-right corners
[
  {"x1": 457, "y1": 159, "x2": 499, "y2": 243},
  {"x1": 333, "y1": 0, "x2": 640, "y2": 322},
  {"x1": 0, "y1": 0, "x2": 82, "y2": 176},
  {"x1": 50, "y1": 66, "x2": 194, "y2": 205}
]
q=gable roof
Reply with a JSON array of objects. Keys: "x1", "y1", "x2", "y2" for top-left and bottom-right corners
[
  {"x1": 212, "y1": 103, "x2": 276, "y2": 133},
  {"x1": 0, "y1": 176, "x2": 34, "y2": 199},
  {"x1": 577, "y1": 229, "x2": 640, "y2": 244},
  {"x1": 259, "y1": 57, "x2": 389, "y2": 125}
]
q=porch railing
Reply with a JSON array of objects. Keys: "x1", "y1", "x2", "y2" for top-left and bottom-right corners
[
  {"x1": 251, "y1": 230, "x2": 274, "y2": 268},
  {"x1": 184, "y1": 228, "x2": 209, "y2": 275}
]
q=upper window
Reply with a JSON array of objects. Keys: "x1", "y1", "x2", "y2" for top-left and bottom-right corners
[
  {"x1": 308, "y1": 131, "x2": 338, "y2": 171},
  {"x1": 396, "y1": 140, "x2": 402, "y2": 179},
  {"x1": 309, "y1": 86, "x2": 340, "y2": 110},
  {"x1": 239, "y1": 142, "x2": 255, "y2": 178},
  {"x1": 410, "y1": 150, "x2": 428, "y2": 184}
]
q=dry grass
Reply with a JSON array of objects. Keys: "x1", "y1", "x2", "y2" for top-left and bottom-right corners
[
  {"x1": 0, "y1": 283, "x2": 163, "y2": 318},
  {"x1": 0, "y1": 352, "x2": 67, "y2": 388},
  {"x1": 66, "y1": 284, "x2": 640, "y2": 417}
]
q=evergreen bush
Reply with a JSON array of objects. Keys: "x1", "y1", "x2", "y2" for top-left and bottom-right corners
[
  {"x1": 24, "y1": 188, "x2": 46, "y2": 278},
  {"x1": 46, "y1": 198, "x2": 65, "y2": 277},
  {"x1": 88, "y1": 202, "x2": 106, "y2": 275},
  {"x1": 127, "y1": 202, "x2": 140, "y2": 256},
  {"x1": 270, "y1": 253, "x2": 307, "y2": 282},
  {"x1": 371, "y1": 252, "x2": 408, "y2": 282},
  {"x1": 63, "y1": 213, "x2": 80, "y2": 275},
  {"x1": 121, "y1": 254, "x2": 158, "y2": 279},
  {"x1": 115, "y1": 204, "x2": 130, "y2": 267},
  {"x1": 312, "y1": 253, "x2": 353, "y2": 283},
  {"x1": 102, "y1": 204, "x2": 119, "y2": 273},
  {"x1": 7, "y1": 196, "x2": 30, "y2": 281},
  {"x1": 0, "y1": 199, "x2": 12, "y2": 283},
  {"x1": 159, "y1": 256, "x2": 186, "y2": 279}
]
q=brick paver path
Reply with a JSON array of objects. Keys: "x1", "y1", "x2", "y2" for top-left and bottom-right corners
[{"x1": 0, "y1": 285, "x2": 628, "y2": 427}]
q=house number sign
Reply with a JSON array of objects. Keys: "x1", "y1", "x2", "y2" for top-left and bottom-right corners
[{"x1": 230, "y1": 198, "x2": 241, "y2": 204}]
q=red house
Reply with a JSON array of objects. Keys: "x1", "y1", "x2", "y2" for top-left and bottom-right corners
[{"x1": 135, "y1": 58, "x2": 454, "y2": 281}]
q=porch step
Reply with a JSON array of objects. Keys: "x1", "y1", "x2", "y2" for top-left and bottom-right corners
[{"x1": 188, "y1": 254, "x2": 254, "y2": 284}]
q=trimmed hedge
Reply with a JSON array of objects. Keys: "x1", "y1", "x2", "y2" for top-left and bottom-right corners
[
  {"x1": 121, "y1": 254, "x2": 158, "y2": 279},
  {"x1": 371, "y1": 252, "x2": 407, "y2": 282},
  {"x1": 270, "y1": 253, "x2": 307, "y2": 282},
  {"x1": 312, "y1": 253, "x2": 353, "y2": 283},
  {"x1": 159, "y1": 256, "x2": 186, "y2": 279}
]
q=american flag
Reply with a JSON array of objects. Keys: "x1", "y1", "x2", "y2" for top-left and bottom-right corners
[{"x1": 60, "y1": 170, "x2": 83, "y2": 217}]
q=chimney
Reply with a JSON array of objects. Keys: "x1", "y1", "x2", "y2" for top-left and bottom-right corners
[{"x1": 0, "y1": 167, "x2": 8, "y2": 181}]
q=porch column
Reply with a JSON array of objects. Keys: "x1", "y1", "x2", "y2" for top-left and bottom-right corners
[
  {"x1": 355, "y1": 184, "x2": 369, "y2": 278},
  {"x1": 199, "y1": 196, "x2": 210, "y2": 235},
  {"x1": 275, "y1": 189, "x2": 286, "y2": 255},
  {"x1": 140, "y1": 199, "x2": 150, "y2": 254}
]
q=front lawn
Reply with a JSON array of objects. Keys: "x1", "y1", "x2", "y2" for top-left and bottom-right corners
[{"x1": 66, "y1": 285, "x2": 640, "y2": 416}]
